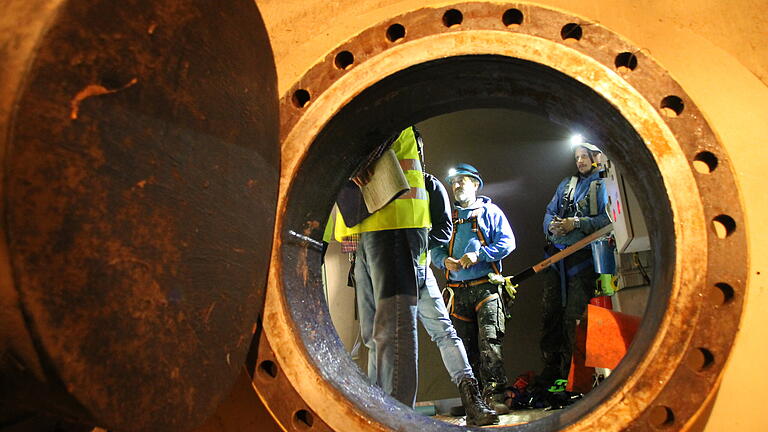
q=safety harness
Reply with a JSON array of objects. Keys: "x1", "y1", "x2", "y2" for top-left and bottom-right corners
[
  {"x1": 561, "y1": 175, "x2": 599, "y2": 219},
  {"x1": 551, "y1": 174, "x2": 602, "y2": 306},
  {"x1": 443, "y1": 207, "x2": 502, "y2": 322}
]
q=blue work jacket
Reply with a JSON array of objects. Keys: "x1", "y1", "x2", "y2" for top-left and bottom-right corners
[
  {"x1": 542, "y1": 170, "x2": 611, "y2": 250},
  {"x1": 431, "y1": 196, "x2": 515, "y2": 281}
]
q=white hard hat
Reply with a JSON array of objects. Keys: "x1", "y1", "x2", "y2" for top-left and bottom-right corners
[{"x1": 576, "y1": 142, "x2": 602, "y2": 153}]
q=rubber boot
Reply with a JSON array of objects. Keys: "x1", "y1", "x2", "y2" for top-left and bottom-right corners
[{"x1": 459, "y1": 378, "x2": 499, "y2": 426}]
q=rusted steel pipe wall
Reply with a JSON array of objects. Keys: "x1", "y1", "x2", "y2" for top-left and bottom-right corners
[{"x1": 0, "y1": 0, "x2": 279, "y2": 430}]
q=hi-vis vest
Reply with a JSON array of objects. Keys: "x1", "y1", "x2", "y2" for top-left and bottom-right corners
[{"x1": 334, "y1": 127, "x2": 430, "y2": 240}]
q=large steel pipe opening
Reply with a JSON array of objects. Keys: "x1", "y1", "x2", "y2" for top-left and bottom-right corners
[
  {"x1": 264, "y1": 3, "x2": 747, "y2": 432},
  {"x1": 281, "y1": 55, "x2": 670, "y2": 431}
]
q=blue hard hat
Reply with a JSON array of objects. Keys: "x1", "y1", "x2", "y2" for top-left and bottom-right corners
[{"x1": 446, "y1": 163, "x2": 483, "y2": 190}]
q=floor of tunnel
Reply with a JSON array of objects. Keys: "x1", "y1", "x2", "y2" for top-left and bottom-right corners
[
  {"x1": 430, "y1": 407, "x2": 553, "y2": 427},
  {"x1": 416, "y1": 398, "x2": 556, "y2": 427}
]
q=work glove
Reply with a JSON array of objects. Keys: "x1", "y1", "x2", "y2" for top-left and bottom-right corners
[
  {"x1": 444, "y1": 257, "x2": 461, "y2": 271},
  {"x1": 559, "y1": 217, "x2": 579, "y2": 233},
  {"x1": 459, "y1": 252, "x2": 478, "y2": 268},
  {"x1": 488, "y1": 272, "x2": 517, "y2": 317},
  {"x1": 550, "y1": 217, "x2": 579, "y2": 235}
]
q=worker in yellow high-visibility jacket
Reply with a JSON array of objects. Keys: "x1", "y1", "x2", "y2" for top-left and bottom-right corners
[{"x1": 334, "y1": 126, "x2": 429, "y2": 408}]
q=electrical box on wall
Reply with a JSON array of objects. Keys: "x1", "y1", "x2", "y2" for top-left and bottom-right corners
[{"x1": 603, "y1": 160, "x2": 650, "y2": 253}]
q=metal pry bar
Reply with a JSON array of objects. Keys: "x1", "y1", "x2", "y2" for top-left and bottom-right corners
[
  {"x1": 511, "y1": 223, "x2": 614, "y2": 284},
  {"x1": 287, "y1": 229, "x2": 325, "y2": 250}
]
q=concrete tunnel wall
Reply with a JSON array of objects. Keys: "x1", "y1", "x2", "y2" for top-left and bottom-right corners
[{"x1": 254, "y1": 1, "x2": 768, "y2": 431}]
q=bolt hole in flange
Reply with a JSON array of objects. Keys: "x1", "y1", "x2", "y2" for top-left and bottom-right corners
[
  {"x1": 386, "y1": 23, "x2": 406, "y2": 42},
  {"x1": 259, "y1": 360, "x2": 279, "y2": 379},
  {"x1": 335, "y1": 51, "x2": 355, "y2": 70},
  {"x1": 615, "y1": 52, "x2": 638, "y2": 73},
  {"x1": 686, "y1": 347, "x2": 715, "y2": 372},
  {"x1": 711, "y1": 282, "x2": 735, "y2": 305},
  {"x1": 660, "y1": 95, "x2": 685, "y2": 117},
  {"x1": 275, "y1": 4, "x2": 746, "y2": 432},
  {"x1": 693, "y1": 151, "x2": 719, "y2": 173},
  {"x1": 293, "y1": 409, "x2": 315, "y2": 430},
  {"x1": 649, "y1": 405, "x2": 675, "y2": 428},
  {"x1": 293, "y1": 89, "x2": 311, "y2": 108},
  {"x1": 712, "y1": 214, "x2": 737, "y2": 238},
  {"x1": 502, "y1": 8, "x2": 523, "y2": 27},
  {"x1": 561, "y1": 22, "x2": 583, "y2": 42},
  {"x1": 442, "y1": 8, "x2": 463, "y2": 27}
]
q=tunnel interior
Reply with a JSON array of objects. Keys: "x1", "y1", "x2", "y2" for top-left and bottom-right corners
[
  {"x1": 280, "y1": 54, "x2": 673, "y2": 430},
  {"x1": 320, "y1": 107, "x2": 653, "y2": 407}
]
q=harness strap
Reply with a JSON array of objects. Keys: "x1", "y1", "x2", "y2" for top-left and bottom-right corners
[
  {"x1": 450, "y1": 207, "x2": 502, "y2": 275},
  {"x1": 452, "y1": 208, "x2": 477, "y2": 226},
  {"x1": 562, "y1": 176, "x2": 578, "y2": 213},
  {"x1": 449, "y1": 293, "x2": 500, "y2": 322},
  {"x1": 451, "y1": 312, "x2": 474, "y2": 322},
  {"x1": 442, "y1": 286, "x2": 455, "y2": 315},
  {"x1": 472, "y1": 217, "x2": 501, "y2": 274},
  {"x1": 447, "y1": 277, "x2": 490, "y2": 288},
  {"x1": 588, "y1": 180, "x2": 598, "y2": 216},
  {"x1": 475, "y1": 293, "x2": 499, "y2": 312}
]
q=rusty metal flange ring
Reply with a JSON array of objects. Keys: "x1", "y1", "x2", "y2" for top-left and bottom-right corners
[{"x1": 262, "y1": 3, "x2": 746, "y2": 431}]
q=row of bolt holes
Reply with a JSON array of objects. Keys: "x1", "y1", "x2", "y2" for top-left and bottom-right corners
[
  {"x1": 662, "y1": 145, "x2": 738, "y2": 431},
  {"x1": 257, "y1": 283, "x2": 731, "y2": 428},
  {"x1": 288, "y1": 6, "x2": 737, "y2": 431},
  {"x1": 293, "y1": 6, "x2": 739, "y2": 244},
  {"x1": 256, "y1": 342, "x2": 724, "y2": 429},
  {"x1": 290, "y1": 7, "x2": 684, "y2": 119},
  {"x1": 655, "y1": 312, "x2": 729, "y2": 428},
  {"x1": 257, "y1": 360, "x2": 316, "y2": 430},
  {"x1": 256, "y1": 287, "x2": 732, "y2": 431}
]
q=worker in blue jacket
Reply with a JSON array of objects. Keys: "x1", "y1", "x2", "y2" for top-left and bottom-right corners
[
  {"x1": 431, "y1": 163, "x2": 516, "y2": 414},
  {"x1": 419, "y1": 171, "x2": 498, "y2": 426},
  {"x1": 534, "y1": 142, "x2": 611, "y2": 406}
]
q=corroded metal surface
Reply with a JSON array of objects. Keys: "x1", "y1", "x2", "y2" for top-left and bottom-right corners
[
  {"x1": 249, "y1": 327, "x2": 333, "y2": 432},
  {"x1": 191, "y1": 365, "x2": 282, "y2": 432},
  {"x1": 0, "y1": 0, "x2": 278, "y2": 430},
  {"x1": 265, "y1": 2, "x2": 747, "y2": 432}
]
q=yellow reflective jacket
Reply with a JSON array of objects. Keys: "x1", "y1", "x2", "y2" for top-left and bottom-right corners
[{"x1": 334, "y1": 127, "x2": 430, "y2": 240}]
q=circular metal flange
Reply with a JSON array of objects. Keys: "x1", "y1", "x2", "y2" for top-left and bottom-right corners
[{"x1": 262, "y1": 2, "x2": 746, "y2": 431}]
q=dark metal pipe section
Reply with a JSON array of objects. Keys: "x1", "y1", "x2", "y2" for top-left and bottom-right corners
[{"x1": 0, "y1": 1, "x2": 279, "y2": 430}]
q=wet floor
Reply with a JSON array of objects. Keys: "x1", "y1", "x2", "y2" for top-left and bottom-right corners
[{"x1": 433, "y1": 407, "x2": 554, "y2": 427}]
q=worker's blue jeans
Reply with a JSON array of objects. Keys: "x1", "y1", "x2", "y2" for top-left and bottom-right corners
[
  {"x1": 418, "y1": 266, "x2": 475, "y2": 385},
  {"x1": 355, "y1": 228, "x2": 427, "y2": 408}
]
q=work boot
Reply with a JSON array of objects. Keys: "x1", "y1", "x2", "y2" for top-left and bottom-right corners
[
  {"x1": 483, "y1": 391, "x2": 510, "y2": 415},
  {"x1": 458, "y1": 377, "x2": 499, "y2": 426},
  {"x1": 482, "y1": 382, "x2": 510, "y2": 415}
]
